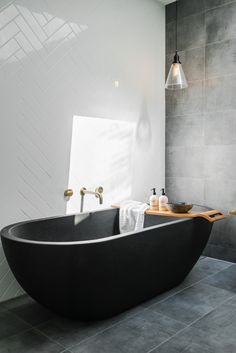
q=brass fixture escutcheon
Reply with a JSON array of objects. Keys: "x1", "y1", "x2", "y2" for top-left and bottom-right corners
[{"x1": 64, "y1": 189, "x2": 74, "y2": 198}]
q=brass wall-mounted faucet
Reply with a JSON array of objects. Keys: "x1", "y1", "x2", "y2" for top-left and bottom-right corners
[{"x1": 80, "y1": 186, "x2": 104, "y2": 212}]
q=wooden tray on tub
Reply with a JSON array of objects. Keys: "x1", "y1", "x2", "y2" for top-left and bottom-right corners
[{"x1": 111, "y1": 205, "x2": 225, "y2": 223}]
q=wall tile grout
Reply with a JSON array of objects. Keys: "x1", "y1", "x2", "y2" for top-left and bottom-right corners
[
  {"x1": 167, "y1": 0, "x2": 236, "y2": 23},
  {"x1": 166, "y1": 0, "x2": 236, "y2": 261}
]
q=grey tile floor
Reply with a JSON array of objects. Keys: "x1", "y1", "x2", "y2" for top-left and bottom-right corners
[{"x1": 1, "y1": 257, "x2": 236, "y2": 353}]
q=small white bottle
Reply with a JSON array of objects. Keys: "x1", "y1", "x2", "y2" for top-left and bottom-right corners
[
  {"x1": 150, "y1": 188, "x2": 159, "y2": 211},
  {"x1": 159, "y1": 188, "x2": 168, "y2": 211}
]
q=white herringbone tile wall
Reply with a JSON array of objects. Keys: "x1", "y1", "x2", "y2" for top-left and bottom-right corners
[{"x1": 0, "y1": 0, "x2": 165, "y2": 301}]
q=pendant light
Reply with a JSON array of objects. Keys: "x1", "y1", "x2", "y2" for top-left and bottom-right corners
[{"x1": 165, "y1": 0, "x2": 188, "y2": 90}]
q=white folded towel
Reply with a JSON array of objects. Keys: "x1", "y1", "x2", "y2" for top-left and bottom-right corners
[{"x1": 119, "y1": 200, "x2": 149, "y2": 234}]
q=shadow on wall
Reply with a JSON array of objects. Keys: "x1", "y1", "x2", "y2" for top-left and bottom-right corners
[
  {"x1": 1, "y1": 0, "x2": 90, "y2": 225},
  {"x1": 0, "y1": 0, "x2": 165, "y2": 301},
  {"x1": 136, "y1": 98, "x2": 152, "y2": 147},
  {"x1": 66, "y1": 116, "x2": 136, "y2": 214}
]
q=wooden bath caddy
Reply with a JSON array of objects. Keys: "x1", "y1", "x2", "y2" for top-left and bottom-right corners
[{"x1": 112, "y1": 205, "x2": 225, "y2": 223}]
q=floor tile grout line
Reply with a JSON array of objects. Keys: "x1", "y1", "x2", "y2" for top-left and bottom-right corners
[
  {"x1": 142, "y1": 262, "x2": 233, "y2": 311},
  {"x1": 146, "y1": 291, "x2": 236, "y2": 353},
  {"x1": 64, "y1": 308, "x2": 149, "y2": 350},
  {"x1": 65, "y1": 259, "x2": 234, "y2": 350},
  {"x1": 1, "y1": 257, "x2": 233, "y2": 350},
  {"x1": 0, "y1": 327, "x2": 33, "y2": 343},
  {"x1": 1, "y1": 299, "x2": 147, "y2": 351},
  {"x1": 33, "y1": 305, "x2": 147, "y2": 350},
  {"x1": 147, "y1": 316, "x2": 203, "y2": 353},
  {"x1": 201, "y1": 256, "x2": 232, "y2": 265},
  {"x1": 2, "y1": 259, "x2": 230, "y2": 337},
  {"x1": 0, "y1": 303, "x2": 67, "y2": 349},
  {"x1": 28, "y1": 316, "x2": 56, "y2": 330},
  {"x1": 149, "y1": 286, "x2": 236, "y2": 328},
  {"x1": 65, "y1": 308, "x2": 186, "y2": 351},
  {"x1": 0, "y1": 304, "x2": 35, "y2": 327},
  {"x1": 32, "y1": 326, "x2": 68, "y2": 350},
  {"x1": 147, "y1": 325, "x2": 191, "y2": 353}
]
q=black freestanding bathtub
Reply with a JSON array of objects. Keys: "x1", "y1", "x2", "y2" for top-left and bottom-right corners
[{"x1": 1, "y1": 208, "x2": 213, "y2": 320}]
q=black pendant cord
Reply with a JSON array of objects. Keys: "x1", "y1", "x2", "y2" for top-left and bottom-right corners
[
  {"x1": 173, "y1": 0, "x2": 180, "y2": 64},
  {"x1": 176, "y1": 0, "x2": 178, "y2": 53}
]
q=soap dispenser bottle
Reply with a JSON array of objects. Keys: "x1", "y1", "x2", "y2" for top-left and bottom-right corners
[
  {"x1": 150, "y1": 188, "x2": 159, "y2": 211},
  {"x1": 159, "y1": 188, "x2": 168, "y2": 211}
]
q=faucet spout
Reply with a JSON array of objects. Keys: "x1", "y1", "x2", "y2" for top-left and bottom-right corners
[
  {"x1": 96, "y1": 192, "x2": 103, "y2": 204},
  {"x1": 80, "y1": 186, "x2": 104, "y2": 212}
]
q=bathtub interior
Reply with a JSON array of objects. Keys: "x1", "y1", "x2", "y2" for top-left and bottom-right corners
[{"x1": 8, "y1": 208, "x2": 179, "y2": 242}]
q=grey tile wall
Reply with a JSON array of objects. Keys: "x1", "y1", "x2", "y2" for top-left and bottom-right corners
[{"x1": 166, "y1": 0, "x2": 236, "y2": 262}]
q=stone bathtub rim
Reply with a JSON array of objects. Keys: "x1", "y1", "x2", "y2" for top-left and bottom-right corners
[{"x1": 1, "y1": 207, "x2": 191, "y2": 246}]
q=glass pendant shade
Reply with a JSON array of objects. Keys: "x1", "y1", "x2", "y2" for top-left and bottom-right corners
[
  {"x1": 165, "y1": 52, "x2": 188, "y2": 90},
  {"x1": 165, "y1": 0, "x2": 188, "y2": 91}
]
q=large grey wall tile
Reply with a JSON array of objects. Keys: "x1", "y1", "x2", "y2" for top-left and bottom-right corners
[
  {"x1": 207, "y1": 219, "x2": 236, "y2": 255},
  {"x1": 204, "y1": 244, "x2": 236, "y2": 262},
  {"x1": 204, "y1": 145, "x2": 236, "y2": 180},
  {"x1": 179, "y1": 0, "x2": 205, "y2": 18},
  {"x1": 166, "y1": 21, "x2": 176, "y2": 54},
  {"x1": 204, "y1": 111, "x2": 236, "y2": 145},
  {"x1": 209, "y1": 211, "x2": 236, "y2": 246},
  {"x1": 205, "y1": 75, "x2": 236, "y2": 112},
  {"x1": 208, "y1": 227, "x2": 223, "y2": 245},
  {"x1": 212, "y1": 215, "x2": 236, "y2": 236},
  {"x1": 167, "y1": 47, "x2": 205, "y2": 82},
  {"x1": 166, "y1": 3, "x2": 176, "y2": 24},
  {"x1": 206, "y1": 39, "x2": 236, "y2": 78},
  {"x1": 206, "y1": 2, "x2": 236, "y2": 43},
  {"x1": 166, "y1": 146, "x2": 204, "y2": 178},
  {"x1": 205, "y1": 0, "x2": 236, "y2": 11},
  {"x1": 209, "y1": 228, "x2": 236, "y2": 248},
  {"x1": 166, "y1": 81, "x2": 203, "y2": 117},
  {"x1": 166, "y1": 177, "x2": 205, "y2": 204},
  {"x1": 204, "y1": 178, "x2": 236, "y2": 211},
  {"x1": 178, "y1": 13, "x2": 205, "y2": 51},
  {"x1": 203, "y1": 244, "x2": 226, "y2": 259},
  {"x1": 166, "y1": 115, "x2": 204, "y2": 147},
  {"x1": 166, "y1": 0, "x2": 236, "y2": 263}
]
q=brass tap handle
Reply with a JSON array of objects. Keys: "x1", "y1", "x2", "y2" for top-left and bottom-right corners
[
  {"x1": 96, "y1": 186, "x2": 103, "y2": 194},
  {"x1": 80, "y1": 187, "x2": 87, "y2": 196},
  {"x1": 64, "y1": 189, "x2": 73, "y2": 198}
]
